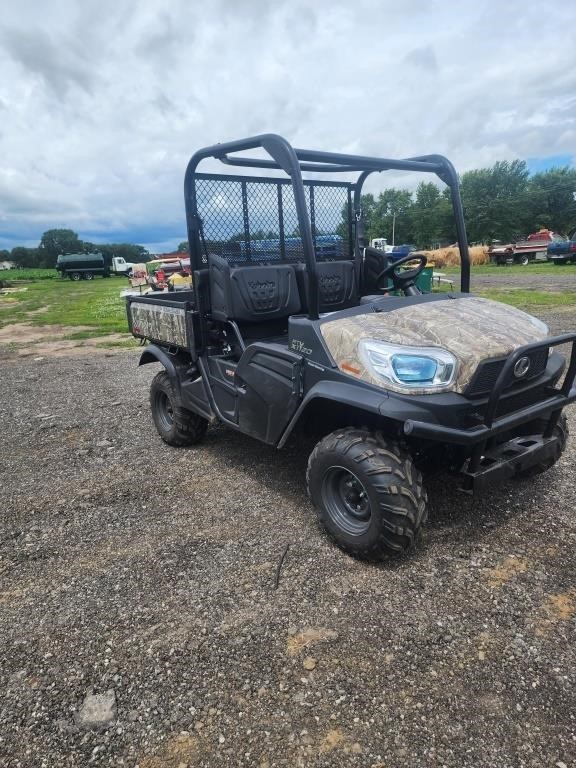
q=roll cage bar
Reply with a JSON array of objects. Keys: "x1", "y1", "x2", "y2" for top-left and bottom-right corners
[{"x1": 184, "y1": 133, "x2": 471, "y2": 321}]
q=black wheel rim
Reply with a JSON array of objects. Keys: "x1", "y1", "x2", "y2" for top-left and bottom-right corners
[
  {"x1": 155, "y1": 390, "x2": 174, "y2": 432},
  {"x1": 321, "y1": 466, "x2": 371, "y2": 536}
]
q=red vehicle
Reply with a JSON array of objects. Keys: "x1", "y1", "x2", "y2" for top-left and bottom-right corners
[
  {"x1": 146, "y1": 257, "x2": 190, "y2": 291},
  {"x1": 489, "y1": 229, "x2": 566, "y2": 266}
]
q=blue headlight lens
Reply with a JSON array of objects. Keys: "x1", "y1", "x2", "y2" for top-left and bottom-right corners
[{"x1": 391, "y1": 354, "x2": 438, "y2": 383}]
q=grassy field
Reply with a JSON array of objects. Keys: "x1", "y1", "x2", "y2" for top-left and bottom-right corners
[
  {"x1": 476, "y1": 288, "x2": 576, "y2": 307},
  {"x1": 0, "y1": 275, "x2": 132, "y2": 334},
  {"x1": 1, "y1": 267, "x2": 575, "y2": 343},
  {"x1": 0, "y1": 268, "x2": 59, "y2": 281}
]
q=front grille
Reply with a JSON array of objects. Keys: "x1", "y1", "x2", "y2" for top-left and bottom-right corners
[
  {"x1": 467, "y1": 347, "x2": 549, "y2": 397},
  {"x1": 494, "y1": 385, "x2": 548, "y2": 417}
]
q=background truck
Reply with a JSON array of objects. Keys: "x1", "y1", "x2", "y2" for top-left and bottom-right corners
[
  {"x1": 110, "y1": 256, "x2": 135, "y2": 276},
  {"x1": 55, "y1": 253, "x2": 109, "y2": 280},
  {"x1": 488, "y1": 229, "x2": 566, "y2": 265},
  {"x1": 547, "y1": 234, "x2": 576, "y2": 264},
  {"x1": 369, "y1": 237, "x2": 394, "y2": 253}
]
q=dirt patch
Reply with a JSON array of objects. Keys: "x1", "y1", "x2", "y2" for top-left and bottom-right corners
[
  {"x1": 0, "y1": 324, "x2": 133, "y2": 358},
  {"x1": 286, "y1": 627, "x2": 339, "y2": 656},
  {"x1": 0, "y1": 323, "x2": 94, "y2": 344},
  {"x1": 0, "y1": 287, "x2": 29, "y2": 295},
  {"x1": 27, "y1": 306, "x2": 50, "y2": 316},
  {"x1": 485, "y1": 555, "x2": 529, "y2": 588},
  {"x1": 17, "y1": 335, "x2": 134, "y2": 358},
  {"x1": 536, "y1": 590, "x2": 576, "y2": 635}
]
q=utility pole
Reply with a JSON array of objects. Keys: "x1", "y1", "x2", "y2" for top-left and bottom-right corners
[{"x1": 392, "y1": 212, "x2": 396, "y2": 246}]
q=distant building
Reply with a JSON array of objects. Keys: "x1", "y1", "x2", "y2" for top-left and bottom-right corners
[{"x1": 0, "y1": 260, "x2": 16, "y2": 270}]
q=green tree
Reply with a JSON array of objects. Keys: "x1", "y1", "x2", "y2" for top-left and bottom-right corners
[
  {"x1": 526, "y1": 167, "x2": 576, "y2": 234},
  {"x1": 177, "y1": 240, "x2": 189, "y2": 252},
  {"x1": 460, "y1": 160, "x2": 529, "y2": 242},
  {"x1": 411, "y1": 182, "x2": 451, "y2": 248},
  {"x1": 10, "y1": 246, "x2": 42, "y2": 268},
  {"x1": 371, "y1": 189, "x2": 414, "y2": 245},
  {"x1": 38, "y1": 228, "x2": 83, "y2": 263}
]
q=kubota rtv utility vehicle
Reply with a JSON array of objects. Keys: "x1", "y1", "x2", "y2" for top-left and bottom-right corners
[{"x1": 127, "y1": 134, "x2": 576, "y2": 560}]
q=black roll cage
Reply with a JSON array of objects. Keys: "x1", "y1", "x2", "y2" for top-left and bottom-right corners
[{"x1": 184, "y1": 133, "x2": 471, "y2": 322}]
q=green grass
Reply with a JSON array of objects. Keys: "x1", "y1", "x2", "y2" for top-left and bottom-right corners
[
  {"x1": 443, "y1": 262, "x2": 576, "y2": 276},
  {"x1": 1, "y1": 268, "x2": 58, "y2": 281},
  {"x1": 0, "y1": 277, "x2": 130, "y2": 333},
  {"x1": 1, "y1": 269, "x2": 575, "y2": 346},
  {"x1": 476, "y1": 288, "x2": 576, "y2": 308}
]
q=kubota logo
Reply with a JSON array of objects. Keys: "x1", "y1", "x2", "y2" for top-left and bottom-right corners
[{"x1": 513, "y1": 356, "x2": 531, "y2": 378}]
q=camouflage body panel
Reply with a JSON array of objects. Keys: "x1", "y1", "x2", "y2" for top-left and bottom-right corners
[
  {"x1": 130, "y1": 303, "x2": 187, "y2": 347},
  {"x1": 320, "y1": 297, "x2": 548, "y2": 394}
]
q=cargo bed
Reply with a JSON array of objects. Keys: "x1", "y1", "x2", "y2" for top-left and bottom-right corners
[{"x1": 126, "y1": 291, "x2": 196, "y2": 349}]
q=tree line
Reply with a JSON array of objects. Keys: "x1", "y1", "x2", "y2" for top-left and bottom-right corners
[
  {"x1": 358, "y1": 162, "x2": 576, "y2": 248},
  {"x1": 1, "y1": 229, "x2": 153, "y2": 269},
  {"x1": 3, "y1": 161, "x2": 575, "y2": 267}
]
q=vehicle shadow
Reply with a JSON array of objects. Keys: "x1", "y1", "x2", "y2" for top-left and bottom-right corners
[{"x1": 196, "y1": 424, "x2": 537, "y2": 561}]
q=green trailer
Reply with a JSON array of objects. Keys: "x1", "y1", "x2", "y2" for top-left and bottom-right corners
[{"x1": 55, "y1": 253, "x2": 109, "y2": 280}]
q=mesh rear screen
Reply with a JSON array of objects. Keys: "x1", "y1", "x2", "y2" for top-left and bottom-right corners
[{"x1": 194, "y1": 174, "x2": 353, "y2": 266}]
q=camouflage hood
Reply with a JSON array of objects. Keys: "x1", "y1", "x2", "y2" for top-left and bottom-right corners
[{"x1": 320, "y1": 296, "x2": 548, "y2": 394}]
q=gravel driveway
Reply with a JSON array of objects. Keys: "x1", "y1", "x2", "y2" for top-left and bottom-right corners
[{"x1": 1, "y1": 309, "x2": 575, "y2": 768}]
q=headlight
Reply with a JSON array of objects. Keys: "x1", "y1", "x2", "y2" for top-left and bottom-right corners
[
  {"x1": 528, "y1": 316, "x2": 549, "y2": 335},
  {"x1": 359, "y1": 340, "x2": 457, "y2": 389}
]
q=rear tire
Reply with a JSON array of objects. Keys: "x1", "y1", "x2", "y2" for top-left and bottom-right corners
[
  {"x1": 84, "y1": 272, "x2": 93, "y2": 280},
  {"x1": 516, "y1": 413, "x2": 568, "y2": 478},
  {"x1": 71, "y1": 272, "x2": 82, "y2": 281},
  {"x1": 307, "y1": 428, "x2": 427, "y2": 560},
  {"x1": 150, "y1": 371, "x2": 208, "y2": 447}
]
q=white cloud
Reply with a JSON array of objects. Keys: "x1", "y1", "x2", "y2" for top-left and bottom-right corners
[{"x1": 0, "y1": 0, "x2": 574, "y2": 251}]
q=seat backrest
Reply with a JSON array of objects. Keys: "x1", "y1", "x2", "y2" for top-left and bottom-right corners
[
  {"x1": 208, "y1": 254, "x2": 301, "y2": 323},
  {"x1": 363, "y1": 248, "x2": 389, "y2": 294},
  {"x1": 295, "y1": 260, "x2": 359, "y2": 313}
]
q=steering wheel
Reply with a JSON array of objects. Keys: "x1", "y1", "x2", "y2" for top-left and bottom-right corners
[{"x1": 377, "y1": 253, "x2": 427, "y2": 294}]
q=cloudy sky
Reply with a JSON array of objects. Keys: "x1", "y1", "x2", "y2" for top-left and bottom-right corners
[{"x1": 1, "y1": 0, "x2": 575, "y2": 253}]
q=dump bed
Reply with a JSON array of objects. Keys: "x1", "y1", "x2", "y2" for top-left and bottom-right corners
[{"x1": 126, "y1": 291, "x2": 195, "y2": 349}]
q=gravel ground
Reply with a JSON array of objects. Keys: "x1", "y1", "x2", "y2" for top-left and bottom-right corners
[{"x1": 1, "y1": 308, "x2": 576, "y2": 768}]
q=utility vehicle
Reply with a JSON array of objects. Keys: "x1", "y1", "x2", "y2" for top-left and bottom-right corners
[{"x1": 126, "y1": 134, "x2": 576, "y2": 560}]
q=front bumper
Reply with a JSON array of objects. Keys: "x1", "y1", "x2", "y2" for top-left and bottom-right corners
[{"x1": 459, "y1": 431, "x2": 564, "y2": 493}]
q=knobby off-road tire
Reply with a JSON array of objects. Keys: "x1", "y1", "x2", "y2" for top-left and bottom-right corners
[
  {"x1": 150, "y1": 371, "x2": 208, "y2": 447},
  {"x1": 307, "y1": 428, "x2": 427, "y2": 560},
  {"x1": 517, "y1": 413, "x2": 568, "y2": 478}
]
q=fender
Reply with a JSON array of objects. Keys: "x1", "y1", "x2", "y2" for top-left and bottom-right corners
[
  {"x1": 139, "y1": 344, "x2": 188, "y2": 394},
  {"x1": 276, "y1": 378, "x2": 463, "y2": 448},
  {"x1": 276, "y1": 380, "x2": 389, "y2": 448},
  {"x1": 139, "y1": 345, "x2": 215, "y2": 421}
]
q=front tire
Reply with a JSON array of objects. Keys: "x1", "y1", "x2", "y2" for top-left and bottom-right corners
[
  {"x1": 150, "y1": 371, "x2": 208, "y2": 447},
  {"x1": 307, "y1": 428, "x2": 427, "y2": 560}
]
